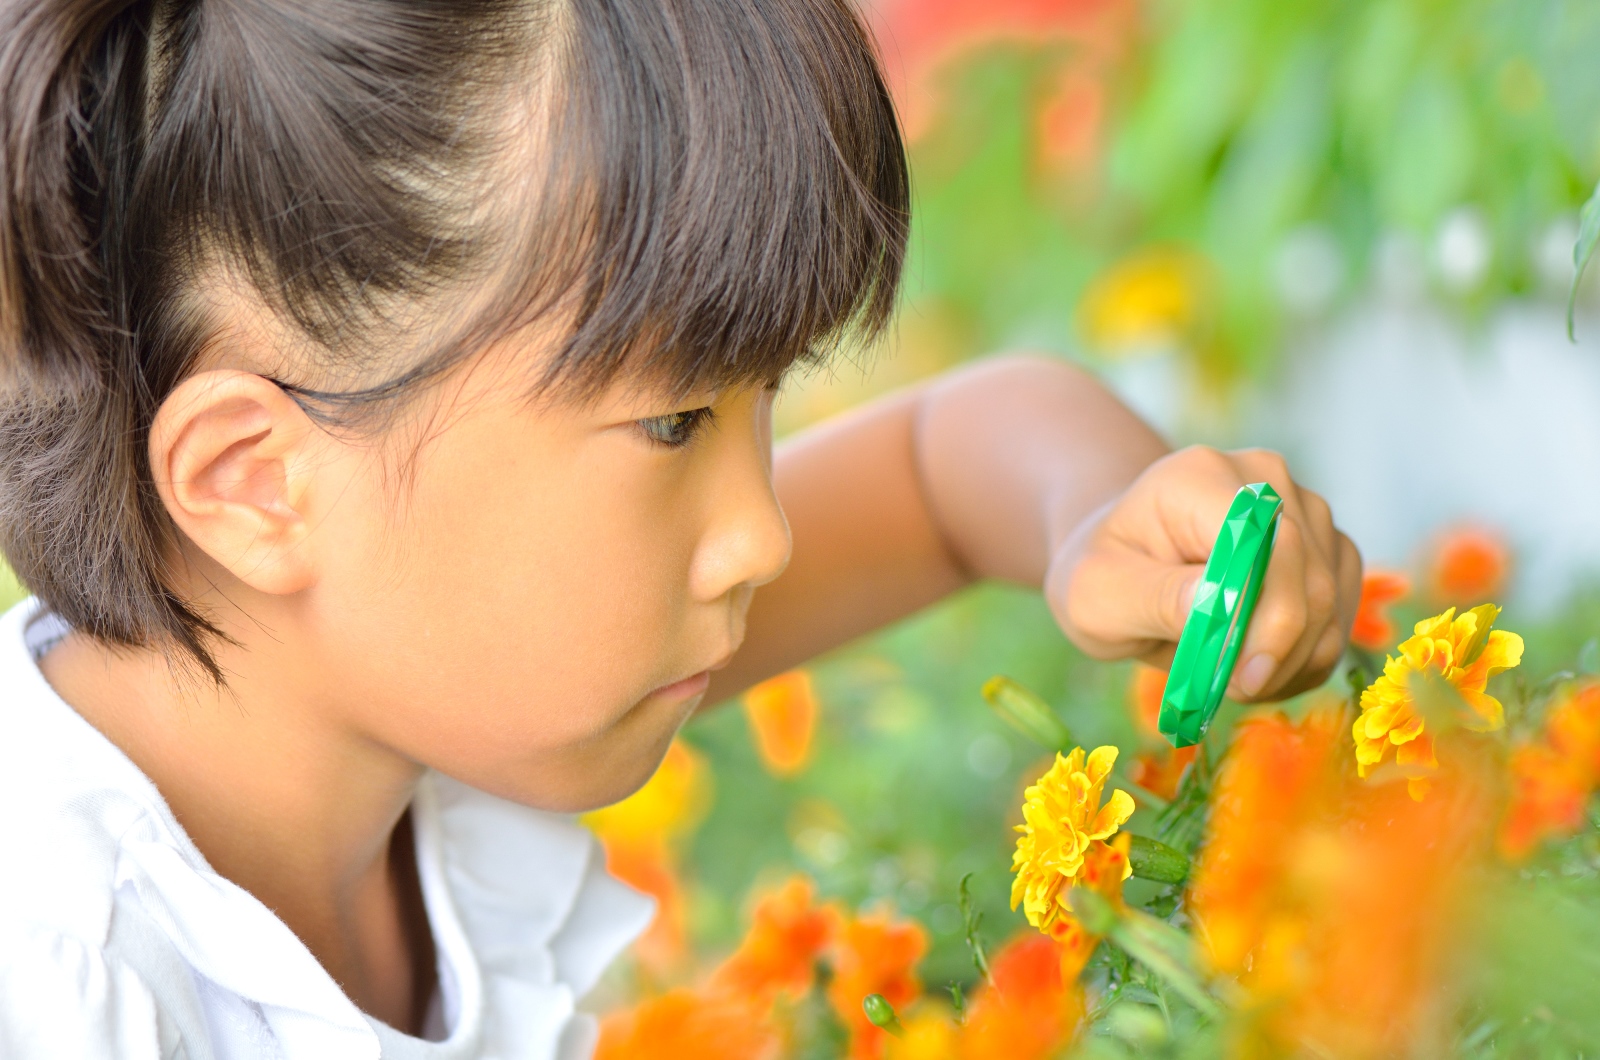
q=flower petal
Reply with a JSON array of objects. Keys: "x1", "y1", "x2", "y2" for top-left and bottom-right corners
[
  {"x1": 1395, "y1": 732, "x2": 1438, "y2": 772},
  {"x1": 1085, "y1": 745, "x2": 1119, "y2": 783},
  {"x1": 1459, "y1": 689, "x2": 1505, "y2": 732},
  {"x1": 1388, "y1": 714, "x2": 1426, "y2": 745},
  {"x1": 1479, "y1": 630, "x2": 1525, "y2": 675},
  {"x1": 1088, "y1": 788, "x2": 1135, "y2": 839}
]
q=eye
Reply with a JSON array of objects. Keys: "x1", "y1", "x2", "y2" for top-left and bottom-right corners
[{"x1": 635, "y1": 406, "x2": 715, "y2": 448}]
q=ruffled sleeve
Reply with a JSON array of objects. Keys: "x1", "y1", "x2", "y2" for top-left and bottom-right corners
[{"x1": 0, "y1": 927, "x2": 174, "y2": 1060}]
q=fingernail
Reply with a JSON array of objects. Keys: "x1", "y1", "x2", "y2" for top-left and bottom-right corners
[{"x1": 1238, "y1": 654, "x2": 1276, "y2": 697}]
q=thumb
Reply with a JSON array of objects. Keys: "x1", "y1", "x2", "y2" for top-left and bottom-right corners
[{"x1": 1058, "y1": 548, "x2": 1204, "y2": 659}]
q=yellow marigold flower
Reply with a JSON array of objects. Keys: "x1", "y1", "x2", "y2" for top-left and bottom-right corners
[
  {"x1": 1353, "y1": 603, "x2": 1524, "y2": 800},
  {"x1": 583, "y1": 739, "x2": 711, "y2": 845},
  {"x1": 1077, "y1": 247, "x2": 1208, "y2": 355},
  {"x1": 1010, "y1": 746, "x2": 1135, "y2": 932}
]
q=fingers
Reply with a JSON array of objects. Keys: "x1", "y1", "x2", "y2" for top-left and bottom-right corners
[
  {"x1": 1221, "y1": 449, "x2": 1356, "y2": 701},
  {"x1": 1230, "y1": 506, "x2": 1310, "y2": 699},
  {"x1": 1066, "y1": 553, "x2": 1204, "y2": 660},
  {"x1": 1052, "y1": 444, "x2": 1361, "y2": 702}
]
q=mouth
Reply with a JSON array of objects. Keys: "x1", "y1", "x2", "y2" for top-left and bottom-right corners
[
  {"x1": 650, "y1": 670, "x2": 712, "y2": 701},
  {"x1": 647, "y1": 651, "x2": 735, "y2": 703}
]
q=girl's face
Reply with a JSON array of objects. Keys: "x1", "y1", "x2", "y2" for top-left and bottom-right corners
[{"x1": 282, "y1": 346, "x2": 792, "y2": 812}]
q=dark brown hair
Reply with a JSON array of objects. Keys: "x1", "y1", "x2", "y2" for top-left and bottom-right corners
[{"x1": 0, "y1": 0, "x2": 907, "y2": 676}]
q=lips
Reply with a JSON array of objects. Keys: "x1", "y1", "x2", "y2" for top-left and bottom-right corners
[
  {"x1": 649, "y1": 649, "x2": 735, "y2": 702},
  {"x1": 650, "y1": 669, "x2": 712, "y2": 701}
]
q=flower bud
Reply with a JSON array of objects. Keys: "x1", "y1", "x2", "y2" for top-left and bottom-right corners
[
  {"x1": 861, "y1": 993, "x2": 904, "y2": 1037},
  {"x1": 1127, "y1": 833, "x2": 1190, "y2": 884},
  {"x1": 982, "y1": 676, "x2": 1073, "y2": 753}
]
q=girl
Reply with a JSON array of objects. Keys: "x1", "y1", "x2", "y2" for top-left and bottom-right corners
[{"x1": 0, "y1": 0, "x2": 1360, "y2": 1056}]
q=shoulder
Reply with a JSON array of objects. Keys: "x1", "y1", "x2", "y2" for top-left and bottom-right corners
[
  {"x1": 0, "y1": 601, "x2": 185, "y2": 945},
  {"x1": 0, "y1": 923, "x2": 178, "y2": 1060}
]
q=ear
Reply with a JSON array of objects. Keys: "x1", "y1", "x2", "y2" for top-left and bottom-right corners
[{"x1": 149, "y1": 371, "x2": 324, "y2": 595}]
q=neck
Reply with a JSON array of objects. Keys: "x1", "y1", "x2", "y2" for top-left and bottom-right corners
[{"x1": 38, "y1": 623, "x2": 437, "y2": 1032}]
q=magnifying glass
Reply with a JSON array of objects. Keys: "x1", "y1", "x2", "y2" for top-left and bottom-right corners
[{"x1": 1157, "y1": 482, "x2": 1283, "y2": 748}]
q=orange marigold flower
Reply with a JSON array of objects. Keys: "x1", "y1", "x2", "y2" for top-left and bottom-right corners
[
  {"x1": 585, "y1": 739, "x2": 712, "y2": 845},
  {"x1": 595, "y1": 989, "x2": 781, "y2": 1060},
  {"x1": 868, "y1": 0, "x2": 1121, "y2": 139},
  {"x1": 1125, "y1": 665, "x2": 1195, "y2": 801},
  {"x1": 1499, "y1": 682, "x2": 1600, "y2": 859},
  {"x1": 1130, "y1": 745, "x2": 1197, "y2": 802},
  {"x1": 584, "y1": 740, "x2": 713, "y2": 974},
  {"x1": 1036, "y1": 67, "x2": 1103, "y2": 175},
  {"x1": 1350, "y1": 570, "x2": 1411, "y2": 651},
  {"x1": 1010, "y1": 746, "x2": 1134, "y2": 933},
  {"x1": 711, "y1": 876, "x2": 841, "y2": 1002},
  {"x1": 600, "y1": 840, "x2": 687, "y2": 976},
  {"x1": 1426, "y1": 525, "x2": 1511, "y2": 605},
  {"x1": 1127, "y1": 663, "x2": 1166, "y2": 737},
  {"x1": 957, "y1": 932, "x2": 1085, "y2": 1060},
  {"x1": 742, "y1": 670, "x2": 819, "y2": 777},
  {"x1": 827, "y1": 910, "x2": 928, "y2": 1060},
  {"x1": 1190, "y1": 708, "x2": 1343, "y2": 975},
  {"x1": 1352, "y1": 604, "x2": 1522, "y2": 800},
  {"x1": 1042, "y1": 832, "x2": 1130, "y2": 983},
  {"x1": 1191, "y1": 706, "x2": 1495, "y2": 1056}
]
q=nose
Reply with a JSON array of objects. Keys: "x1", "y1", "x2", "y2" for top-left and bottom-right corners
[{"x1": 687, "y1": 395, "x2": 792, "y2": 603}]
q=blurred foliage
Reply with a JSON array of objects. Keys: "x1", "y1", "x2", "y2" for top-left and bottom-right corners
[{"x1": 902, "y1": 0, "x2": 1600, "y2": 388}]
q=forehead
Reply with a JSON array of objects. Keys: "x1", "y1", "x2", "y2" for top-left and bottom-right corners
[{"x1": 492, "y1": 0, "x2": 906, "y2": 410}]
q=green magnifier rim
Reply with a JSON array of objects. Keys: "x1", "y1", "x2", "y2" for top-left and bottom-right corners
[{"x1": 1157, "y1": 482, "x2": 1283, "y2": 748}]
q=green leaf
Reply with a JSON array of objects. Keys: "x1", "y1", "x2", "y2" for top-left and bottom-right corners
[
  {"x1": 947, "y1": 982, "x2": 965, "y2": 1022},
  {"x1": 957, "y1": 873, "x2": 994, "y2": 986},
  {"x1": 1578, "y1": 638, "x2": 1600, "y2": 676},
  {"x1": 1407, "y1": 667, "x2": 1470, "y2": 733},
  {"x1": 1569, "y1": 180, "x2": 1600, "y2": 342},
  {"x1": 1153, "y1": 743, "x2": 1214, "y2": 855},
  {"x1": 1072, "y1": 888, "x2": 1222, "y2": 1019},
  {"x1": 1127, "y1": 833, "x2": 1192, "y2": 885}
]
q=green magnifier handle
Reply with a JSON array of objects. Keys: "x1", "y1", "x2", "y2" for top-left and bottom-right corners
[{"x1": 1157, "y1": 482, "x2": 1283, "y2": 748}]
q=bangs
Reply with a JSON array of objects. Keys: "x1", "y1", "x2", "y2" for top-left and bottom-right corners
[{"x1": 516, "y1": 0, "x2": 909, "y2": 398}]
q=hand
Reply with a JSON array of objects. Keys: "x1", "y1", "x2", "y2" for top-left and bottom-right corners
[{"x1": 1045, "y1": 446, "x2": 1362, "y2": 701}]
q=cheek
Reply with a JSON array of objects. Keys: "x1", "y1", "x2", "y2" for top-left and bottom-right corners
[{"x1": 302, "y1": 411, "x2": 704, "y2": 778}]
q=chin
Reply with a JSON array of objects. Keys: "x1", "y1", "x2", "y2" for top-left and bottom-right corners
[{"x1": 494, "y1": 705, "x2": 687, "y2": 814}]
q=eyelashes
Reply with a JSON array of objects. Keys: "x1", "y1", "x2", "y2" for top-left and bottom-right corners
[{"x1": 635, "y1": 406, "x2": 716, "y2": 448}]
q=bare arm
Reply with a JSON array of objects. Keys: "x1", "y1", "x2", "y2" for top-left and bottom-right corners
[{"x1": 708, "y1": 354, "x2": 1168, "y2": 699}]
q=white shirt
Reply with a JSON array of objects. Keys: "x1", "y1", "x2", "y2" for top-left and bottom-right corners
[{"x1": 0, "y1": 599, "x2": 653, "y2": 1059}]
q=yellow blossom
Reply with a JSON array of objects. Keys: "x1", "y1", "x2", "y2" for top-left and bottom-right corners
[
  {"x1": 583, "y1": 739, "x2": 711, "y2": 845},
  {"x1": 1010, "y1": 746, "x2": 1135, "y2": 932},
  {"x1": 1077, "y1": 247, "x2": 1208, "y2": 355},
  {"x1": 1353, "y1": 604, "x2": 1524, "y2": 800}
]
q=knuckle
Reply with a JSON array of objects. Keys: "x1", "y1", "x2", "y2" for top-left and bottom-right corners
[
  {"x1": 1175, "y1": 444, "x2": 1232, "y2": 475},
  {"x1": 1297, "y1": 490, "x2": 1332, "y2": 534},
  {"x1": 1254, "y1": 597, "x2": 1308, "y2": 647},
  {"x1": 1238, "y1": 446, "x2": 1289, "y2": 476},
  {"x1": 1309, "y1": 626, "x2": 1346, "y2": 674},
  {"x1": 1306, "y1": 570, "x2": 1338, "y2": 614}
]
